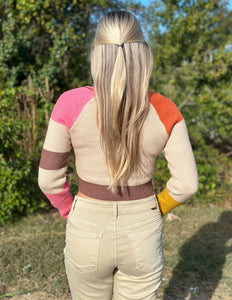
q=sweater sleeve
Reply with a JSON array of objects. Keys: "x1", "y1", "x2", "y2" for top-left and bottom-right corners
[
  {"x1": 157, "y1": 119, "x2": 198, "y2": 215},
  {"x1": 38, "y1": 87, "x2": 95, "y2": 218},
  {"x1": 38, "y1": 117, "x2": 73, "y2": 219}
]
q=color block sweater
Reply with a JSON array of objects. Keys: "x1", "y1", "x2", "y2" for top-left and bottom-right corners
[{"x1": 38, "y1": 86, "x2": 198, "y2": 218}]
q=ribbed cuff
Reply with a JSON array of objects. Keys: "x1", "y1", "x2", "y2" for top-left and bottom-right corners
[
  {"x1": 157, "y1": 187, "x2": 182, "y2": 216},
  {"x1": 45, "y1": 181, "x2": 73, "y2": 219}
]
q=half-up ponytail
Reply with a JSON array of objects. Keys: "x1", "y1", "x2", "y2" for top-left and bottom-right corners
[{"x1": 91, "y1": 11, "x2": 153, "y2": 189}]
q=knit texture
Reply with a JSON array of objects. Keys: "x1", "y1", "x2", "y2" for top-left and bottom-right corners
[{"x1": 38, "y1": 87, "x2": 198, "y2": 218}]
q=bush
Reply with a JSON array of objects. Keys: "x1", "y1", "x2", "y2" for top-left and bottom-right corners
[
  {"x1": 0, "y1": 85, "x2": 49, "y2": 224},
  {"x1": 0, "y1": 156, "x2": 46, "y2": 225}
]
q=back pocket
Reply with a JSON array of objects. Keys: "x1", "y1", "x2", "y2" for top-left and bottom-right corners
[
  {"x1": 128, "y1": 227, "x2": 163, "y2": 273},
  {"x1": 66, "y1": 226, "x2": 103, "y2": 273}
]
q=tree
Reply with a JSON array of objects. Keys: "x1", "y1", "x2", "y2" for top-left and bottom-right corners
[
  {"x1": 0, "y1": 0, "x2": 125, "y2": 91},
  {"x1": 143, "y1": 0, "x2": 232, "y2": 149}
]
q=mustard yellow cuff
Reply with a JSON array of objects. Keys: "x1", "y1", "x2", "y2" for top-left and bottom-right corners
[{"x1": 157, "y1": 188, "x2": 182, "y2": 216}]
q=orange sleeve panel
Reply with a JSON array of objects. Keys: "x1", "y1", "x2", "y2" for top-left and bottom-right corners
[{"x1": 148, "y1": 92, "x2": 183, "y2": 135}]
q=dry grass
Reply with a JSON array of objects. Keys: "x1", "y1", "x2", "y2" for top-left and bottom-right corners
[{"x1": 1, "y1": 203, "x2": 232, "y2": 300}]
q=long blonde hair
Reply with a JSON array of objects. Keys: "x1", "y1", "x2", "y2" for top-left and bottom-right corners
[{"x1": 91, "y1": 11, "x2": 153, "y2": 189}]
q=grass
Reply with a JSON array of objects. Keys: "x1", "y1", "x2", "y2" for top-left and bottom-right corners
[
  {"x1": 0, "y1": 212, "x2": 69, "y2": 299},
  {"x1": 0, "y1": 202, "x2": 232, "y2": 300},
  {"x1": 158, "y1": 202, "x2": 232, "y2": 300}
]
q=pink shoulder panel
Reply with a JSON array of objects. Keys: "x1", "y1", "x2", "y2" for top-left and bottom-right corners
[{"x1": 51, "y1": 86, "x2": 94, "y2": 129}]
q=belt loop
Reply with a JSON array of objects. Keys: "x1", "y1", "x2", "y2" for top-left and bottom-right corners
[
  {"x1": 72, "y1": 195, "x2": 78, "y2": 211},
  {"x1": 113, "y1": 202, "x2": 118, "y2": 218},
  {"x1": 154, "y1": 195, "x2": 160, "y2": 212}
]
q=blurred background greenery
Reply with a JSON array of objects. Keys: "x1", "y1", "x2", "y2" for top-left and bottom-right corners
[{"x1": 0, "y1": 0, "x2": 231, "y2": 224}]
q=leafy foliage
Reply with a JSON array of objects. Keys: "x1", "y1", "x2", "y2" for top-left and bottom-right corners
[
  {"x1": 0, "y1": 0, "x2": 124, "y2": 91},
  {"x1": 0, "y1": 83, "x2": 50, "y2": 224},
  {"x1": 144, "y1": 0, "x2": 232, "y2": 147}
]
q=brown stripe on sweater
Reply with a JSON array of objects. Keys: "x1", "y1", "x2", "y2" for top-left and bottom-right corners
[
  {"x1": 78, "y1": 176, "x2": 154, "y2": 201},
  {"x1": 40, "y1": 149, "x2": 69, "y2": 170}
]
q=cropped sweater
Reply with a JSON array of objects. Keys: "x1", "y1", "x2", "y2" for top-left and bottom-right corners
[{"x1": 38, "y1": 86, "x2": 198, "y2": 219}]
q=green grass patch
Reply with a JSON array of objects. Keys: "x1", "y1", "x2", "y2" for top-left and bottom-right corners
[{"x1": 0, "y1": 212, "x2": 69, "y2": 299}]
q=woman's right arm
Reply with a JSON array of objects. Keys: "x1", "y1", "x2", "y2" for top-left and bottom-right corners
[
  {"x1": 38, "y1": 98, "x2": 73, "y2": 219},
  {"x1": 157, "y1": 119, "x2": 198, "y2": 215},
  {"x1": 149, "y1": 92, "x2": 198, "y2": 216}
]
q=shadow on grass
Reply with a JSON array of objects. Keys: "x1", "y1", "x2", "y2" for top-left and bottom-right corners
[{"x1": 163, "y1": 211, "x2": 232, "y2": 300}]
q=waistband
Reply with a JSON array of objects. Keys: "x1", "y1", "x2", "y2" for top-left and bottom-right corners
[
  {"x1": 73, "y1": 195, "x2": 158, "y2": 214},
  {"x1": 78, "y1": 177, "x2": 154, "y2": 201}
]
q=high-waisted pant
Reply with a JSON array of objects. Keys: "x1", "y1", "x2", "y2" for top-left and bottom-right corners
[{"x1": 64, "y1": 195, "x2": 164, "y2": 300}]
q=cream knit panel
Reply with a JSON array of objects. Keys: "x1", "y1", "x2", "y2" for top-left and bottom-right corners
[
  {"x1": 43, "y1": 119, "x2": 71, "y2": 152},
  {"x1": 164, "y1": 119, "x2": 198, "y2": 203},
  {"x1": 70, "y1": 100, "x2": 169, "y2": 186}
]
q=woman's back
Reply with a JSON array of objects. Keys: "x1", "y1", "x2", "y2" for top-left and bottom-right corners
[{"x1": 39, "y1": 85, "x2": 197, "y2": 203}]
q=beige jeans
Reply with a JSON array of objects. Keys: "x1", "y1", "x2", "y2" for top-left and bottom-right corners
[{"x1": 64, "y1": 195, "x2": 163, "y2": 300}]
